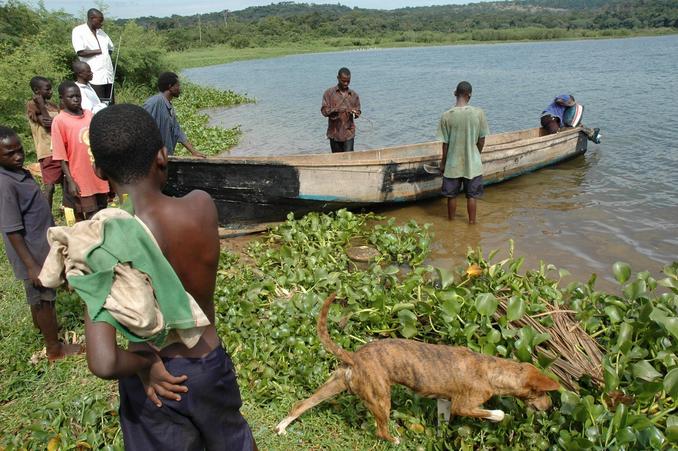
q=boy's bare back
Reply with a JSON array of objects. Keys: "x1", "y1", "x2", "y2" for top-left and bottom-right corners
[{"x1": 132, "y1": 190, "x2": 221, "y2": 358}]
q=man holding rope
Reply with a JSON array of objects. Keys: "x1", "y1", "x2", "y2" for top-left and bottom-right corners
[
  {"x1": 72, "y1": 8, "x2": 115, "y2": 104},
  {"x1": 321, "y1": 67, "x2": 361, "y2": 153}
]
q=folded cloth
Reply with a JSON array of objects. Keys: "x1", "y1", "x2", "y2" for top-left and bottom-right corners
[{"x1": 39, "y1": 208, "x2": 210, "y2": 349}]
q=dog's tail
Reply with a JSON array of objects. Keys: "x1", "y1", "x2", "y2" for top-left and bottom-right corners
[{"x1": 317, "y1": 293, "x2": 355, "y2": 366}]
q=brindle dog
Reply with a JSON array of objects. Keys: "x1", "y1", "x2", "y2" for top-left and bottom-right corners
[{"x1": 275, "y1": 294, "x2": 560, "y2": 444}]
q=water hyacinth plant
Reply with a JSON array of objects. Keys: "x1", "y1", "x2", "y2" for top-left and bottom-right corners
[
  {"x1": 215, "y1": 210, "x2": 678, "y2": 449},
  {"x1": 173, "y1": 82, "x2": 253, "y2": 156}
]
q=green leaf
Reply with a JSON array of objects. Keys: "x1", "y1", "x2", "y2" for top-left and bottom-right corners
[
  {"x1": 638, "y1": 425, "x2": 665, "y2": 449},
  {"x1": 383, "y1": 265, "x2": 400, "y2": 275},
  {"x1": 616, "y1": 427, "x2": 637, "y2": 445},
  {"x1": 439, "y1": 293, "x2": 462, "y2": 319},
  {"x1": 613, "y1": 261, "x2": 631, "y2": 284},
  {"x1": 604, "y1": 305, "x2": 623, "y2": 323},
  {"x1": 624, "y1": 279, "x2": 647, "y2": 300},
  {"x1": 612, "y1": 404, "x2": 628, "y2": 430},
  {"x1": 666, "y1": 426, "x2": 678, "y2": 443},
  {"x1": 532, "y1": 332, "x2": 551, "y2": 347},
  {"x1": 487, "y1": 328, "x2": 501, "y2": 344},
  {"x1": 537, "y1": 351, "x2": 557, "y2": 368},
  {"x1": 664, "y1": 368, "x2": 678, "y2": 400},
  {"x1": 560, "y1": 391, "x2": 580, "y2": 415},
  {"x1": 631, "y1": 360, "x2": 662, "y2": 382},
  {"x1": 649, "y1": 308, "x2": 678, "y2": 340},
  {"x1": 507, "y1": 296, "x2": 526, "y2": 321},
  {"x1": 400, "y1": 324, "x2": 418, "y2": 338},
  {"x1": 475, "y1": 293, "x2": 498, "y2": 316},
  {"x1": 603, "y1": 359, "x2": 619, "y2": 391},
  {"x1": 668, "y1": 415, "x2": 678, "y2": 428},
  {"x1": 436, "y1": 267, "x2": 455, "y2": 289},
  {"x1": 615, "y1": 322, "x2": 634, "y2": 352},
  {"x1": 397, "y1": 309, "x2": 417, "y2": 324}
]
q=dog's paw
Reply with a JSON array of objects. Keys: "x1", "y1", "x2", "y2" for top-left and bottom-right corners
[
  {"x1": 487, "y1": 409, "x2": 505, "y2": 422},
  {"x1": 393, "y1": 437, "x2": 400, "y2": 445},
  {"x1": 275, "y1": 417, "x2": 293, "y2": 435}
]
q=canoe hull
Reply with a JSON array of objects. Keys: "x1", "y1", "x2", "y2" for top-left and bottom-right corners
[{"x1": 165, "y1": 128, "x2": 587, "y2": 226}]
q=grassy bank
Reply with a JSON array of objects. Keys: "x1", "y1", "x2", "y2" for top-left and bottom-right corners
[
  {"x1": 0, "y1": 224, "x2": 394, "y2": 450},
  {"x1": 169, "y1": 28, "x2": 677, "y2": 70}
]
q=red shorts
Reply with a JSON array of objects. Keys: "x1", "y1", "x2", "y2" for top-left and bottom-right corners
[{"x1": 39, "y1": 156, "x2": 63, "y2": 185}]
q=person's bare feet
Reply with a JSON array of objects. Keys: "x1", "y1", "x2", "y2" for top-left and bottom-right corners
[{"x1": 47, "y1": 342, "x2": 84, "y2": 362}]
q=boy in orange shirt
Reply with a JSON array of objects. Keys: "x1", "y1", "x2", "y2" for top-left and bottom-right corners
[
  {"x1": 26, "y1": 76, "x2": 61, "y2": 209},
  {"x1": 51, "y1": 80, "x2": 109, "y2": 221}
]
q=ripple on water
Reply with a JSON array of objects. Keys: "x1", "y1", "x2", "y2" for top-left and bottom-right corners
[{"x1": 186, "y1": 35, "x2": 678, "y2": 278}]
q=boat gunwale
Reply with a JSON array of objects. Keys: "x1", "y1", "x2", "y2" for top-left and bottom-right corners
[{"x1": 169, "y1": 127, "x2": 584, "y2": 168}]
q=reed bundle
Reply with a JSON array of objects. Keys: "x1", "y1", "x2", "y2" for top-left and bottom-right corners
[{"x1": 494, "y1": 296, "x2": 605, "y2": 392}]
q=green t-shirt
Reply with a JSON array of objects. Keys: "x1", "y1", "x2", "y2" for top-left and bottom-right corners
[
  {"x1": 67, "y1": 217, "x2": 198, "y2": 347},
  {"x1": 436, "y1": 105, "x2": 489, "y2": 179}
]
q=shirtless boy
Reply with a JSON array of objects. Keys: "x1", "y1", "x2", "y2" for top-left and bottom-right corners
[{"x1": 87, "y1": 104, "x2": 256, "y2": 450}]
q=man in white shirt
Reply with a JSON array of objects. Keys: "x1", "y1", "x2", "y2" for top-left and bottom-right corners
[
  {"x1": 71, "y1": 8, "x2": 115, "y2": 103},
  {"x1": 73, "y1": 61, "x2": 107, "y2": 114}
]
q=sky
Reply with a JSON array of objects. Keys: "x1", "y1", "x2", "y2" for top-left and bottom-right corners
[{"x1": 36, "y1": 0, "x2": 486, "y2": 20}]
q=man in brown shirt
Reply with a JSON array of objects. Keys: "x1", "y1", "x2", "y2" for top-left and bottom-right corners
[{"x1": 321, "y1": 67, "x2": 361, "y2": 153}]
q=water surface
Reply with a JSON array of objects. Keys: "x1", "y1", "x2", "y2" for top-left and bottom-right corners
[{"x1": 185, "y1": 36, "x2": 678, "y2": 288}]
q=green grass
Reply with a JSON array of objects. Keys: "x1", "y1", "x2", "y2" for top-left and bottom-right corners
[
  {"x1": 169, "y1": 28, "x2": 678, "y2": 70},
  {"x1": 0, "y1": 218, "x2": 397, "y2": 449}
]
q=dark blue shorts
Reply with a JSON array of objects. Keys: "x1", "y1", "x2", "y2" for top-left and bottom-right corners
[
  {"x1": 119, "y1": 345, "x2": 254, "y2": 451},
  {"x1": 22, "y1": 280, "x2": 56, "y2": 306},
  {"x1": 442, "y1": 175, "x2": 484, "y2": 199}
]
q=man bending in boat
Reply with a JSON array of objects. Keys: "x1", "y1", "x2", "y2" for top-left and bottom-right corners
[
  {"x1": 540, "y1": 94, "x2": 601, "y2": 143},
  {"x1": 437, "y1": 81, "x2": 489, "y2": 224},
  {"x1": 321, "y1": 67, "x2": 361, "y2": 153}
]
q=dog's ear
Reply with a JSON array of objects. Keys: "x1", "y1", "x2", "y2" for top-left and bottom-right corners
[{"x1": 526, "y1": 366, "x2": 560, "y2": 392}]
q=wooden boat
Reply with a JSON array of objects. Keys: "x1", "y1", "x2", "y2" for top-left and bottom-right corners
[{"x1": 165, "y1": 127, "x2": 588, "y2": 226}]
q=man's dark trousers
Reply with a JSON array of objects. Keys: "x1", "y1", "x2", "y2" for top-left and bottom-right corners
[{"x1": 330, "y1": 138, "x2": 354, "y2": 153}]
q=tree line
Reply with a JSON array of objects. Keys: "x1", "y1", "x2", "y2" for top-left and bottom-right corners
[
  {"x1": 126, "y1": 0, "x2": 678, "y2": 51},
  {"x1": 1, "y1": 0, "x2": 676, "y2": 137}
]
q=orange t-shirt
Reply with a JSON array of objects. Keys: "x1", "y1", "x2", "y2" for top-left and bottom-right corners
[{"x1": 51, "y1": 110, "x2": 109, "y2": 197}]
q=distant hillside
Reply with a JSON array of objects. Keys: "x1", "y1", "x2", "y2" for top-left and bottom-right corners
[{"x1": 123, "y1": 0, "x2": 678, "y2": 51}]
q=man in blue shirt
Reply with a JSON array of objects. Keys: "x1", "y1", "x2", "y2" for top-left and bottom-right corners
[
  {"x1": 540, "y1": 94, "x2": 601, "y2": 143},
  {"x1": 143, "y1": 72, "x2": 205, "y2": 158}
]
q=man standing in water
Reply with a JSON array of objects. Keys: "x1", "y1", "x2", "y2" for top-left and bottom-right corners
[
  {"x1": 437, "y1": 81, "x2": 489, "y2": 224},
  {"x1": 71, "y1": 8, "x2": 115, "y2": 103},
  {"x1": 321, "y1": 67, "x2": 361, "y2": 153}
]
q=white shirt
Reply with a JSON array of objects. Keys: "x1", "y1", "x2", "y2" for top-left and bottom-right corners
[
  {"x1": 76, "y1": 81, "x2": 107, "y2": 114},
  {"x1": 72, "y1": 23, "x2": 114, "y2": 85}
]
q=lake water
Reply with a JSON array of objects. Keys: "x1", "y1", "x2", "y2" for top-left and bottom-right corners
[{"x1": 184, "y1": 36, "x2": 678, "y2": 288}]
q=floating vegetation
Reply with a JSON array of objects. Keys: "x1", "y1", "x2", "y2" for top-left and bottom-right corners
[
  {"x1": 173, "y1": 82, "x2": 253, "y2": 156},
  {"x1": 216, "y1": 210, "x2": 678, "y2": 449}
]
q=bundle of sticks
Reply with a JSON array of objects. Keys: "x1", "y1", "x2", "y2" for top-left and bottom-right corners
[{"x1": 494, "y1": 295, "x2": 604, "y2": 392}]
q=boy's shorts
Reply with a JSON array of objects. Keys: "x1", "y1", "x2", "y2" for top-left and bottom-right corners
[
  {"x1": 23, "y1": 281, "x2": 56, "y2": 306},
  {"x1": 442, "y1": 175, "x2": 484, "y2": 199},
  {"x1": 62, "y1": 191, "x2": 108, "y2": 214},
  {"x1": 39, "y1": 156, "x2": 63, "y2": 185},
  {"x1": 119, "y1": 344, "x2": 255, "y2": 451}
]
